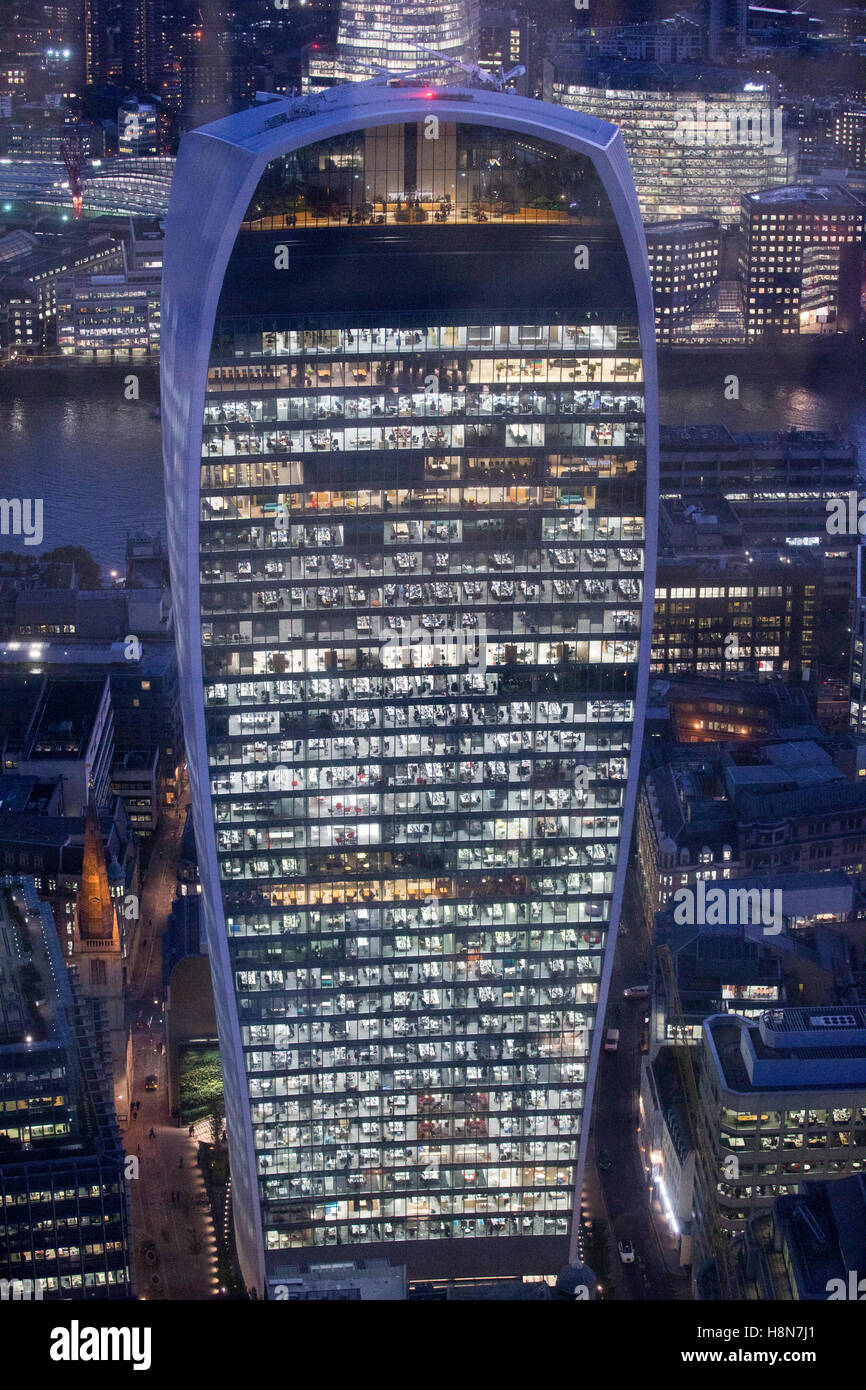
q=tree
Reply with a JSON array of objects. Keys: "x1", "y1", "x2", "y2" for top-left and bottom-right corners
[{"x1": 41, "y1": 546, "x2": 102, "y2": 589}]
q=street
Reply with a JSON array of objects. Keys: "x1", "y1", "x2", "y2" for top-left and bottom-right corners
[
  {"x1": 588, "y1": 868, "x2": 692, "y2": 1300},
  {"x1": 125, "y1": 796, "x2": 220, "y2": 1300}
]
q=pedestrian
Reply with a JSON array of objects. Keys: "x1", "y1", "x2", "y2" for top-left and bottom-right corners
[
  {"x1": 149, "y1": 1127, "x2": 155, "y2": 1139},
  {"x1": 179, "y1": 1156, "x2": 184, "y2": 1168},
  {"x1": 188, "y1": 1123, "x2": 194, "y2": 1137}
]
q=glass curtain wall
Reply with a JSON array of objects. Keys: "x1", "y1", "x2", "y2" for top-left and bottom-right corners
[{"x1": 196, "y1": 122, "x2": 649, "y2": 1264}]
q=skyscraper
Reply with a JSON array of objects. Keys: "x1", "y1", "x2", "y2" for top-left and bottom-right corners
[
  {"x1": 336, "y1": 0, "x2": 479, "y2": 78},
  {"x1": 162, "y1": 81, "x2": 657, "y2": 1294}
]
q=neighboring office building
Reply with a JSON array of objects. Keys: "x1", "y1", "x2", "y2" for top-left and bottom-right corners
[
  {"x1": 0, "y1": 274, "x2": 37, "y2": 356},
  {"x1": 636, "y1": 753, "x2": 740, "y2": 935},
  {"x1": 659, "y1": 425, "x2": 860, "y2": 610},
  {"x1": 0, "y1": 877, "x2": 132, "y2": 1298},
  {"x1": 651, "y1": 870, "x2": 861, "y2": 1050},
  {"x1": 642, "y1": 938, "x2": 865, "y2": 1275},
  {"x1": 634, "y1": 690, "x2": 858, "y2": 932},
  {"x1": 833, "y1": 107, "x2": 866, "y2": 171},
  {"x1": 0, "y1": 225, "x2": 119, "y2": 350},
  {"x1": 118, "y1": 98, "x2": 159, "y2": 156},
  {"x1": 569, "y1": 17, "x2": 704, "y2": 65},
  {"x1": 0, "y1": 642, "x2": 181, "y2": 812},
  {"x1": 652, "y1": 508, "x2": 825, "y2": 683},
  {"x1": 638, "y1": 1046, "x2": 696, "y2": 1264},
  {"x1": 0, "y1": 674, "x2": 113, "y2": 814},
  {"x1": 544, "y1": 60, "x2": 793, "y2": 225},
  {"x1": 741, "y1": 1172, "x2": 866, "y2": 1299},
  {"x1": 334, "y1": 0, "x2": 478, "y2": 79},
  {"x1": 162, "y1": 82, "x2": 658, "y2": 1291},
  {"x1": 0, "y1": 583, "x2": 171, "y2": 640},
  {"x1": 645, "y1": 675, "x2": 820, "y2": 747},
  {"x1": 266, "y1": 1261, "x2": 408, "y2": 1299},
  {"x1": 477, "y1": 8, "x2": 535, "y2": 95},
  {"x1": 733, "y1": 773, "x2": 866, "y2": 880},
  {"x1": 56, "y1": 224, "x2": 163, "y2": 357},
  {"x1": 4, "y1": 110, "x2": 104, "y2": 161},
  {"x1": 110, "y1": 747, "x2": 160, "y2": 838},
  {"x1": 740, "y1": 185, "x2": 866, "y2": 340},
  {"x1": 644, "y1": 218, "x2": 721, "y2": 344},
  {"x1": 850, "y1": 585, "x2": 866, "y2": 737},
  {"x1": 697, "y1": 1008, "x2": 866, "y2": 1247},
  {"x1": 305, "y1": 0, "x2": 480, "y2": 92}
]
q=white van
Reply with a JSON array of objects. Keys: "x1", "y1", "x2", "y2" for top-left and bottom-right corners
[{"x1": 604, "y1": 1028, "x2": 620, "y2": 1052}]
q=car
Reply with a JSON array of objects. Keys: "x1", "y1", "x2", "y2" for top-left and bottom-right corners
[
  {"x1": 144, "y1": 1074, "x2": 158, "y2": 1092},
  {"x1": 617, "y1": 1239, "x2": 635, "y2": 1265},
  {"x1": 604, "y1": 1028, "x2": 620, "y2": 1052},
  {"x1": 623, "y1": 985, "x2": 649, "y2": 1000},
  {"x1": 597, "y1": 1150, "x2": 613, "y2": 1173}
]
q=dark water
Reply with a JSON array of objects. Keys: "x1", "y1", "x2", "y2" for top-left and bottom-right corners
[
  {"x1": 0, "y1": 351, "x2": 864, "y2": 573},
  {"x1": 0, "y1": 362, "x2": 164, "y2": 572},
  {"x1": 659, "y1": 346, "x2": 866, "y2": 460}
]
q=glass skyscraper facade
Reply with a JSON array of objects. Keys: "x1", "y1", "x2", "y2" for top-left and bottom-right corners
[
  {"x1": 545, "y1": 68, "x2": 793, "y2": 226},
  {"x1": 335, "y1": 0, "x2": 478, "y2": 78},
  {"x1": 163, "y1": 86, "x2": 657, "y2": 1290}
]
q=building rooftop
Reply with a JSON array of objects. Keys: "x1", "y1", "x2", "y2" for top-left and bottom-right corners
[
  {"x1": 198, "y1": 81, "x2": 620, "y2": 157},
  {"x1": 645, "y1": 217, "x2": 720, "y2": 236},
  {"x1": 706, "y1": 1012, "x2": 866, "y2": 1093},
  {"x1": 548, "y1": 58, "x2": 777, "y2": 97},
  {"x1": 0, "y1": 638, "x2": 176, "y2": 674},
  {"x1": 744, "y1": 184, "x2": 865, "y2": 209},
  {"x1": 734, "y1": 775, "x2": 866, "y2": 824},
  {"x1": 0, "y1": 773, "x2": 63, "y2": 816},
  {"x1": 25, "y1": 678, "x2": 107, "y2": 761}
]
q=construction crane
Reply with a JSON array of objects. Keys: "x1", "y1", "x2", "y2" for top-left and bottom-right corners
[
  {"x1": 409, "y1": 41, "x2": 525, "y2": 90},
  {"x1": 656, "y1": 943, "x2": 738, "y2": 1299},
  {"x1": 60, "y1": 131, "x2": 85, "y2": 219}
]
